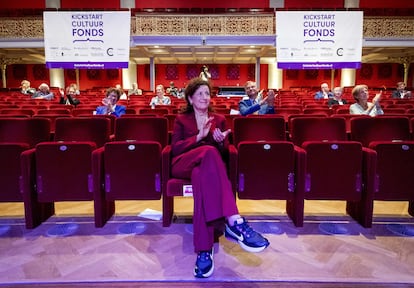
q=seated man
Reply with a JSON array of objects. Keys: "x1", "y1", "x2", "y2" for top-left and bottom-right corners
[
  {"x1": 128, "y1": 82, "x2": 143, "y2": 96},
  {"x1": 166, "y1": 81, "x2": 179, "y2": 97},
  {"x1": 314, "y1": 83, "x2": 333, "y2": 100},
  {"x1": 239, "y1": 81, "x2": 275, "y2": 116},
  {"x1": 32, "y1": 83, "x2": 54, "y2": 100}
]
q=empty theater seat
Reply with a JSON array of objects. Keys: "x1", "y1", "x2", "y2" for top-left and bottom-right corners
[
  {"x1": 0, "y1": 118, "x2": 50, "y2": 203},
  {"x1": 21, "y1": 117, "x2": 111, "y2": 228},
  {"x1": 350, "y1": 116, "x2": 411, "y2": 147},
  {"x1": 234, "y1": 141, "x2": 306, "y2": 227},
  {"x1": 54, "y1": 117, "x2": 111, "y2": 147},
  {"x1": 350, "y1": 116, "x2": 414, "y2": 218},
  {"x1": 93, "y1": 117, "x2": 168, "y2": 227},
  {"x1": 290, "y1": 117, "x2": 375, "y2": 228},
  {"x1": 228, "y1": 116, "x2": 306, "y2": 227}
]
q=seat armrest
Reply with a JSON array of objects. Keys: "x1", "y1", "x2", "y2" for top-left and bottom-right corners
[
  {"x1": 362, "y1": 147, "x2": 377, "y2": 197},
  {"x1": 162, "y1": 145, "x2": 172, "y2": 191},
  {"x1": 20, "y1": 148, "x2": 36, "y2": 198},
  {"x1": 92, "y1": 146, "x2": 105, "y2": 197},
  {"x1": 293, "y1": 145, "x2": 306, "y2": 198},
  {"x1": 20, "y1": 148, "x2": 41, "y2": 228},
  {"x1": 228, "y1": 144, "x2": 238, "y2": 194}
]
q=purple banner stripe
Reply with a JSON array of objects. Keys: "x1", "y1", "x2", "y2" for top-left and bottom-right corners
[
  {"x1": 46, "y1": 62, "x2": 129, "y2": 69},
  {"x1": 277, "y1": 62, "x2": 361, "y2": 69}
]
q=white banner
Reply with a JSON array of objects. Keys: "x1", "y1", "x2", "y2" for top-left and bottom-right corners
[
  {"x1": 44, "y1": 11, "x2": 131, "y2": 69},
  {"x1": 276, "y1": 11, "x2": 363, "y2": 69}
]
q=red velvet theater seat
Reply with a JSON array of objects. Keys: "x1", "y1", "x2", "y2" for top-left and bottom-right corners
[
  {"x1": 234, "y1": 141, "x2": 306, "y2": 227},
  {"x1": 350, "y1": 116, "x2": 411, "y2": 147},
  {"x1": 290, "y1": 117, "x2": 375, "y2": 228},
  {"x1": 93, "y1": 117, "x2": 168, "y2": 227},
  {"x1": 0, "y1": 118, "x2": 50, "y2": 203},
  {"x1": 232, "y1": 116, "x2": 286, "y2": 146},
  {"x1": 290, "y1": 116, "x2": 347, "y2": 146},
  {"x1": 21, "y1": 117, "x2": 111, "y2": 228},
  {"x1": 33, "y1": 114, "x2": 72, "y2": 137},
  {"x1": 351, "y1": 116, "x2": 414, "y2": 218},
  {"x1": 54, "y1": 117, "x2": 111, "y2": 148},
  {"x1": 230, "y1": 117, "x2": 306, "y2": 227}
]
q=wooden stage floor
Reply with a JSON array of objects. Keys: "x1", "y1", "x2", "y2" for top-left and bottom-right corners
[{"x1": 0, "y1": 199, "x2": 414, "y2": 288}]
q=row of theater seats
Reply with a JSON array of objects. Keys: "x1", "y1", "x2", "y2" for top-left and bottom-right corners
[{"x1": 0, "y1": 116, "x2": 413, "y2": 230}]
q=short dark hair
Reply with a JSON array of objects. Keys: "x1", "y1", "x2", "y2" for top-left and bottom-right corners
[{"x1": 182, "y1": 78, "x2": 213, "y2": 113}]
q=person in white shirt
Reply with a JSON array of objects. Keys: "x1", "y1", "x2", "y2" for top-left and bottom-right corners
[
  {"x1": 149, "y1": 84, "x2": 171, "y2": 108},
  {"x1": 128, "y1": 82, "x2": 143, "y2": 97},
  {"x1": 199, "y1": 65, "x2": 211, "y2": 82},
  {"x1": 349, "y1": 84, "x2": 384, "y2": 117}
]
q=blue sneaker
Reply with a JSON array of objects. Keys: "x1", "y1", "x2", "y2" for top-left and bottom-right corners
[
  {"x1": 194, "y1": 249, "x2": 214, "y2": 278},
  {"x1": 225, "y1": 217, "x2": 269, "y2": 253}
]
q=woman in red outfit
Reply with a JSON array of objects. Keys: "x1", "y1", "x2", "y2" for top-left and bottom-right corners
[{"x1": 171, "y1": 77, "x2": 269, "y2": 278}]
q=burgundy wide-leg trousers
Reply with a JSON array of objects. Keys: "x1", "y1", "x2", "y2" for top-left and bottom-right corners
[{"x1": 172, "y1": 145, "x2": 239, "y2": 252}]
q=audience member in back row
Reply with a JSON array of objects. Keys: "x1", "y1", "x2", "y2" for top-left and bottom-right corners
[
  {"x1": 349, "y1": 84, "x2": 384, "y2": 117},
  {"x1": 59, "y1": 84, "x2": 81, "y2": 106},
  {"x1": 314, "y1": 82, "x2": 333, "y2": 100},
  {"x1": 32, "y1": 83, "x2": 54, "y2": 100},
  {"x1": 327, "y1": 86, "x2": 348, "y2": 108},
  {"x1": 239, "y1": 80, "x2": 276, "y2": 116},
  {"x1": 95, "y1": 87, "x2": 126, "y2": 117},
  {"x1": 199, "y1": 65, "x2": 211, "y2": 82},
  {"x1": 171, "y1": 77, "x2": 269, "y2": 278},
  {"x1": 391, "y1": 82, "x2": 412, "y2": 99},
  {"x1": 128, "y1": 82, "x2": 143, "y2": 97},
  {"x1": 149, "y1": 84, "x2": 171, "y2": 108},
  {"x1": 20, "y1": 80, "x2": 36, "y2": 95},
  {"x1": 166, "y1": 81, "x2": 179, "y2": 97}
]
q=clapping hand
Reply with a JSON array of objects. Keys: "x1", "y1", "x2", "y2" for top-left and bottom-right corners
[
  {"x1": 102, "y1": 97, "x2": 114, "y2": 114},
  {"x1": 372, "y1": 91, "x2": 382, "y2": 105},
  {"x1": 197, "y1": 116, "x2": 214, "y2": 141},
  {"x1": 213, "y1": 128, "x2": 231, "y2": 143},
  {"x1": 266, "y1": 90, "x2": 276, "y2": 106}
]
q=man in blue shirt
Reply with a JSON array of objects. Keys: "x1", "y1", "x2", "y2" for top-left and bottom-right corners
[
  {"x1": 314, "y1": 82, "x2": 333, "y2": 100},
  {"x1": 238, "y1": 81, "x2": 276, "y2": 116}
]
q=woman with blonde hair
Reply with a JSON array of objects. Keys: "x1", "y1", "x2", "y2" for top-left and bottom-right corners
[{"x1": 349, "y1": 84, "x2": 384, "y2": 117}]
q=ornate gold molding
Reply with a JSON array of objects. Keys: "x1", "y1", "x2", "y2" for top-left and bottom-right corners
[
  {"x1": 0, "y1": 15, "x2": 412, "y2": 39},
  {"x1": 133, "y1": 15, "x2": 275, "y2": 35},
  {"x1": 0, "y1": 56, "x2": 22, "y2": 65},
  {"x1": 364, "y1": 17, "x2": 414, "y2": 38},
  {"x1": 0, "y1": 17, "x2": 43, "y2": 39}
]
